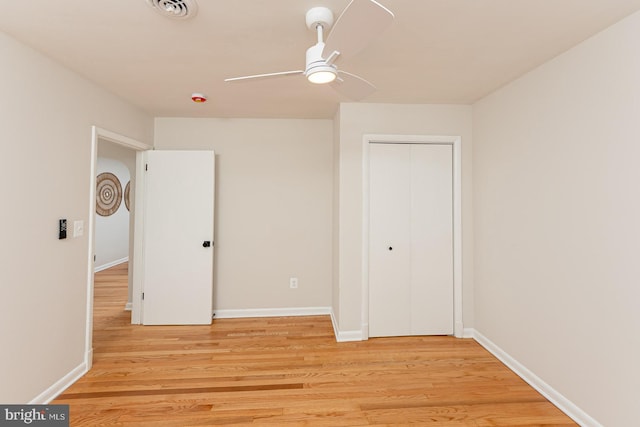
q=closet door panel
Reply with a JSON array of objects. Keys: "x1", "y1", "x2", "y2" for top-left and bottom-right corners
[
  {"x1": 369, "y1": 143, "x2": 412, "y2": 337},
  {"x1": 410, "y1": 144, "x2": 453, "y2": 335}
]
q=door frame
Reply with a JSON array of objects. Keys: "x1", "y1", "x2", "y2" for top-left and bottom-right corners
[
  {"x1": 362, "y1": 134, "x2": 463, "y2": 339},
  {"x1": 85, "y1": 126, "x2": 151, "y2": 368}
]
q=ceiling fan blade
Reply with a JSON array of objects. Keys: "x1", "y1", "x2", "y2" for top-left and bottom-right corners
[
  {"x1": 331, "y1": 70, "x2": 376, "y2": 100},
  {"x1": 225, "y1": 70, "x2": 304, "y2": 82},
  {"x1": 324, "y1": 0, "x2": 394, "y2": 61}
]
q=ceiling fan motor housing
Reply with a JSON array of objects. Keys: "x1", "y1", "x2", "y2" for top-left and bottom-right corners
[
  {"x1": 305, "y1": 42, "x2": 336, "y2": 83},
  {"x1": 305, "y1": 43, "x2": 326, "y2": 69}
]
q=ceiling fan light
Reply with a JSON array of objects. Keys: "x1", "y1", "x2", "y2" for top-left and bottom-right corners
[{"x1": 307, "y1": 67, "x2": 337, "y2": 84}]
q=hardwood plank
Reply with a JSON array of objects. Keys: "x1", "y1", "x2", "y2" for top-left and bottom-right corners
[{"x1": 54, "y1": 263, "x2": 577, "y2": 425}]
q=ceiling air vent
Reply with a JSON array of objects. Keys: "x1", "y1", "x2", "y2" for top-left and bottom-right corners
[{"x1": 146, "y1": 0, "x2": 198, "y2": 20}]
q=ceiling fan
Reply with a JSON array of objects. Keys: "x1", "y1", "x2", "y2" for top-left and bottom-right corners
[{"x1": 224, "y1": 0, "x2": 394, "y2": 100}]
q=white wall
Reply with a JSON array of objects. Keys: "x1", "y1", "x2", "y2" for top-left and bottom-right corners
[
  {"x1": 334, "y1": 103, "x2": 474, "y2": 335},
  {"x1": 0, "y1": 31, "x2": 153, "y2": 403},
  {"x1": 95, "y1": 157, "x2": 130, "y2": 271},
  {"x1": 154, "y1": 118, "x2": 333, "y2": 312},
  {"x1": 473, "y1": 11, "x2": 640, "y2": 426}
]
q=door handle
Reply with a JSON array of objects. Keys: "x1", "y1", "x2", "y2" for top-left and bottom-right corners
[{"x1": 203, "y1": 241, "x2": 211, "y2": 248}]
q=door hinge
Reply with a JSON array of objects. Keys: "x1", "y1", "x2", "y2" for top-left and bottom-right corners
[
  {"x1": 142, "y1": 292, "x2": 145, "y2": 300},
  {"x1": 145, "y1": 163, "x2": 148, "y2": 171}
]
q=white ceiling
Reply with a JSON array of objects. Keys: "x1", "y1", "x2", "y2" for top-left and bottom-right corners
[{"x1": 1, "y1": 0, "x2": 639, "y2": 119}]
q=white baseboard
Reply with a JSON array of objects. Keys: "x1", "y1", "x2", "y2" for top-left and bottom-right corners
[
  {"x1": 335, "y1": 329, "x2": 364, "y2": 342},
  {"x1": 329, "y1": 310, "x2": 364, "y2": 342},
  {"x1": 85, "y1": 347, "x2": 93, "y2": 370},
  {"x1": 124, "y1": 302, "x2": 132, "y2": 311},
  {"x1": 472, "y1": 329, "x2": 602, "y2": 427},
  {"x1": 29, "y1": 362, "x2": 88, "y2": 404},
  {"x1": 94, "y1": 257, "x2": 128, "y2": 273},
  {"x1": 213, "y1": 307, "x2": 331, "y2": 319},
  {"x1": 462, "y1": 327, "x2": 475, "y2": 338}
]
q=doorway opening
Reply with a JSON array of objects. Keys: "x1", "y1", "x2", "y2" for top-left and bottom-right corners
[
  {"x1": 84, "y1": 127, "x2": 151, "y2": 369},
  {"x1": 94, "y1": 147, "x2": 134, "y2": 308}
]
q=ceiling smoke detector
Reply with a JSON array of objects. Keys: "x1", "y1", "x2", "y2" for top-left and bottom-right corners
[
  {"x1": 146, "y1": 0, "x2": 198, "y2": 19},
  {"x1": 191, "y1": 93, "x2": 207, "y2": 103}
]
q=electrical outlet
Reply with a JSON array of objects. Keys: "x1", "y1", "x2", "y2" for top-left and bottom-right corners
[{"x1": 289, "y1": 277, "x2": 298, "y2": 289}]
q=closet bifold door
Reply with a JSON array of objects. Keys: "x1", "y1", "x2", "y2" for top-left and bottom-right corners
[{"x1": 368, "y1": 143, "x2": 453, "y2": 337}]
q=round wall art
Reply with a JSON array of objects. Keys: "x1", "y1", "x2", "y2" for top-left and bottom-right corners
[
  {"x1": 124, "y1": 181, "x2": 131, "y2": 211},
  {"x1": 96, "y1": 172, "x2": 122, "y2": 216}
]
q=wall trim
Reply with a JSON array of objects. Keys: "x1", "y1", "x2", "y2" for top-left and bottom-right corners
[
  {"x1": 29, "y1": 362, "x2": 87, "y2": 404},
  {"x1": 124, "y1": 302, "x2": 132, "y2": 311},
  {"x1": 94, "y1": 257, "x2": 128, "y2": 273},
  {"x1": 472, "y1": 329, "x2": 603, "y2": 427},
  {"x1": 95, "y1": 127, "x2": 152, "y2": 151},
  {"x1": 214, "y1": 307, "x2": 331, "y2": 319},
  {"x1": 462, "y1": 328, "x2": 475, "y2": 338},
  {"x1": 330, "y1": 309, "x2": 364, "y2": 342}
]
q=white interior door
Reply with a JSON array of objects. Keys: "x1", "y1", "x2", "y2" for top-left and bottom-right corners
[
  {"x1": 142, "y1": 150, "x2": 215, "y2": 325},
  {"x1": 369, "y1": 143, "x2": 453, "y2": 337}
]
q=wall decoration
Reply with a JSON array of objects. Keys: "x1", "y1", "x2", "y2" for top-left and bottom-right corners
[
  {"x1": 96, "y1": 172, "x2": 122, "y2": 216},
  {"x1": 124, "y1": 181, "x2": 131, "y2": 211}
]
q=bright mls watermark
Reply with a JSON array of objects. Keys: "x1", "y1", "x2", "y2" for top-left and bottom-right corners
[{"x1": 0, "y1": 405, "x2": 68, "y2": 426}]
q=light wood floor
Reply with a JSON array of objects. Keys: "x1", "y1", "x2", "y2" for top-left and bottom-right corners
[{"x1": 54, "y1": 263, "x2": 576, "y2": 426}]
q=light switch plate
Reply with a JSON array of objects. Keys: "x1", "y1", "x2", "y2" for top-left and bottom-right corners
[{"x1": 73, "y1": 220, "x2": 84, "y2": 237}]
